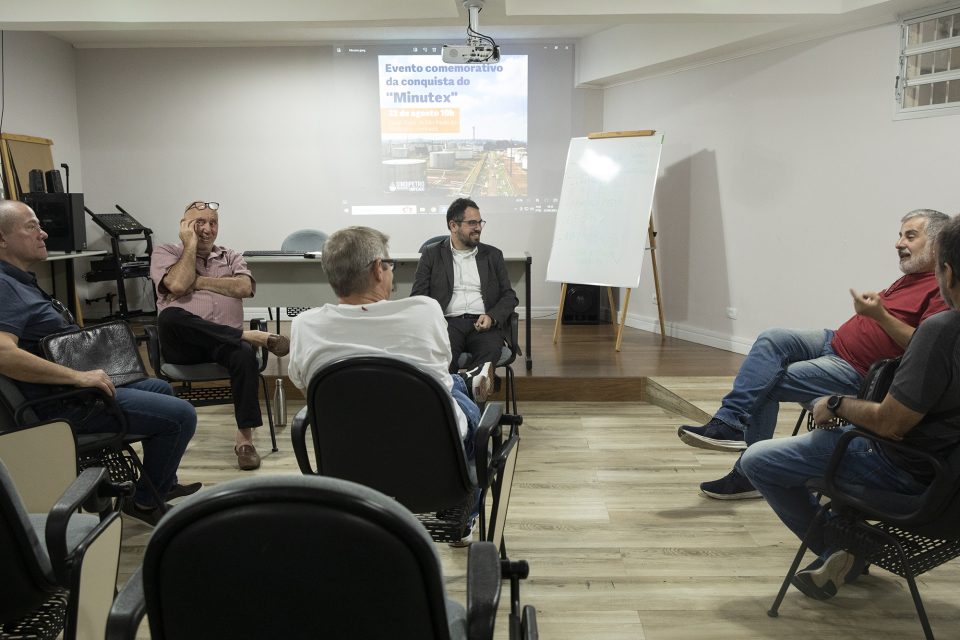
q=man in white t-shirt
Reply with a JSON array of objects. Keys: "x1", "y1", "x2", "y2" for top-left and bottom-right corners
[{"x1": 287, "y1": 226, "x2": 492, "y2": 448}]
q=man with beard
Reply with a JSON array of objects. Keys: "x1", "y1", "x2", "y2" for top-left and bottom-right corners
[
  {"x1": 740, "y1": 213, "x2": 960, "y2": 600},
  {"x1": 678, "y1": 209, "x2": 950, "y2": 498},
  {"x1": 412, "y1": 198, "x2": 518, "y2": 402},
  {"x1": 150, "y1": 200, "x2": 289, "y2": 471}
]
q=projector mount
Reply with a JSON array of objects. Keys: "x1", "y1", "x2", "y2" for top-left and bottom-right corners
[{"x1": 442, "y1": 0, "x2": 501, "y2": 64}]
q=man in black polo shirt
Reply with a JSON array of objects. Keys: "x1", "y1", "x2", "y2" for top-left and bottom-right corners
[
  {"x1": 0, "y1": 199, "x2": 199, "y2": 526},
  {"x1": 741, "y1": 213, "x2": 960, "y2": 600}
]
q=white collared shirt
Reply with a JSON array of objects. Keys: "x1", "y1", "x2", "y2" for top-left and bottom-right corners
[{"x1": 445, "y1": 240, "x2": 485, "y2": 317}]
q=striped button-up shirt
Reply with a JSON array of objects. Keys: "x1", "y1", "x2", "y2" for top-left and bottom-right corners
[{"x1": 150, "y1": 243, "x2": 255, "y2": 330}]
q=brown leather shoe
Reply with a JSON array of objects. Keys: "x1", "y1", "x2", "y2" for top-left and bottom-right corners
[
  {"x1": 266, "y1": 334, "x2": 290, "y2": 357},
  {"x1": 235, "y1": 444, "x2": 261, "y2": 470}
]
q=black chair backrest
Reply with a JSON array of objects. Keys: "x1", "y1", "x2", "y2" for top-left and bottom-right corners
[
  {"x1": 141, "y1": 475, "x2": 454, "y2": 640},
  {"x1": 0, "y1": 459, "x2": 56, "y2": 624},
  {"x1": 0, "y1": 374, "x2": 37, "y2": 429},
  {"x1": 303, "y1": 357, "x2": 475, "y2": 513},
  {"x1": 857, "y1": 356, "x2": 901, "y2": 402},
  {"x1": 419, "y1": 235, "x2": 448, "y2": 253}
]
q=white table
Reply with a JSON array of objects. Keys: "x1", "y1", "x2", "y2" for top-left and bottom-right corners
[{"x1": 243, "y1": 252, "x2": 534, "y2": 369}]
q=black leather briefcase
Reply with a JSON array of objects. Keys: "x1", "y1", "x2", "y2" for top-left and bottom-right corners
[{"x1": 40, "y1": 320, "x2": 148, "y2": 387}]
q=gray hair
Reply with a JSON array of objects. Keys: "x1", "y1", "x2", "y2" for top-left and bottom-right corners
[
  {"x1": 902, "y1": 209, "x2": 950, "y2": 242},
  {"x1": 321, "y1": 226, "x2": 390, "y2": 298},
  {"x1": 0, "y1": 199, "x2": 28, "y2": 234}
]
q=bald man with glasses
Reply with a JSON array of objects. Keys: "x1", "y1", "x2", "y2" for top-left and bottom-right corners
[
  {"x1": 150, "y1": 200, "x2": 289, "y2": 471},
  {"x1": 412, "y1": 198, "x2": 518, "y2": 393}
]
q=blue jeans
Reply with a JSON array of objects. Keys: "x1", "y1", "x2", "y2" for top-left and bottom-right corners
[
  {"x1": 716, "y1": 328, "x2": 862, "y2": 445},
  {"x1": 740, "y1": 426, "x2": 925, "y2": 556},
  {"x1": 451, "y1": 374, "x2": 480, "y2": 459},
  {"x1": 52, "y1": 378, "x2": 197, "y2": 507}
]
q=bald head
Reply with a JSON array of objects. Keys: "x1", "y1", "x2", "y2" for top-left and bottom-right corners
[
  {"x1": 0, "y1": 199, "x2": 48, "y2": 269},
  {"x1": 0, "y1": 199, "x2": 29, "y2": 234}
]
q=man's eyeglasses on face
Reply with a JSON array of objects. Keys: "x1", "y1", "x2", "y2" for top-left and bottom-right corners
[
  {"x1": 457, "y1": 219, "x2": 486, "y2": 229},
  {"x1": 185, "y1": 201, "x2": 220, "y2": 213}
]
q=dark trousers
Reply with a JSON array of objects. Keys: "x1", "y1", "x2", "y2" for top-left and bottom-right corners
[
  {"x1": 157, "y1": 307, "x2": 262, "y2": 429},
  {"x1": 446, "y1": 315, "x2": 503, "y2": 374}
]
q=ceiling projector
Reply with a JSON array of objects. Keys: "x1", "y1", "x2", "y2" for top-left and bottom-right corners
[
  {"x1": 441, "y1": 42, "x2": 500, "y2": 64},
  {"x1": 442, "y1": 0, "x2": 500, "y2": 64}
]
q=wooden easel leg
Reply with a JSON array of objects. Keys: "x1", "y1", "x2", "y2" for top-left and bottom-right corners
[
  {"x1": 615, "y1": 288, "x2": 632, "y2": 352},
  {"x1": 606, "y1": 287, "x2": 617, "y2": 322},
  {"x1": 553, "y1": 282, "x2": 568, "y2": 344},
  {"x1": 648, "y1": 218, "x2": 666, "y2": 341}
]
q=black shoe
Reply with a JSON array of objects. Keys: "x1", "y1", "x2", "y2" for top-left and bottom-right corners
[
  {"x1": 678, "y1": 418, "x2": 747, "y2": 452},
  {"x1": 792, "y1": 550, "x2": 857, "y2": 600},
  {"x1": 700, "y1": 467, "x2": 761, "y2": 500},
  {"x1": 165, "y1": 481, "x2": 203, "y2": 501},
  {"x1": 121, "y1": 500, "x2": 169, "y2": 526}
]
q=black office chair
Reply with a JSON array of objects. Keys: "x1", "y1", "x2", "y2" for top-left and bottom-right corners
[
  {"x1": 279, "y1": 229, "x2": 328, "y2": 319},
  {"x1": 105, "y1": 475, "x2": 538, "y2": 640},
  {"x1": 769, "y1": 357, "x2": 958, "y2": 640},
  {"x1": 292, "y1": 356, "x2": 522, "y2": 551},
  {"x1": 1, "y1": 438, "x2": 125, "y2": 640},
  {"x1": 419, "y1": 234, "x2": 448, "y2": 253},
  {"x1": 143, "y1": 320, "x2": 278, "y2": 452},
  {"x1": 0, "y1": 373, "x2": 166, "y2": 510}
]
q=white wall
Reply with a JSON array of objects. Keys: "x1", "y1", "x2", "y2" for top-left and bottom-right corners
[
  {"x1": 1, "y1": 32, "x2": 82, "y2": 192},
  {"x1": 604, "y1": 24, "x2": 959, "y2": 352},
  {"x1": 75, "y1": 45, "x2": 601, "y2": 315}
]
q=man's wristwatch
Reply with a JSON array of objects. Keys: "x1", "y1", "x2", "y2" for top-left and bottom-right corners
[{"x1": 826, "y1": 395, "x2": 844, "y2": 415}]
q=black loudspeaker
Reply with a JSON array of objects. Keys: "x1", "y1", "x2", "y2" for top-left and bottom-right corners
[
  {"x1": 562, "y1": 284, "x2": 612, "y2": 324},
  {"x1": 21, "y1": 193, "x2": 87, "y2": 253},
  {"x1": 45, "y1": 170, "x2": 64, "y2": 193},
  {"x1": 28, "y1": 169, "x2": 46, "y2": 193}
]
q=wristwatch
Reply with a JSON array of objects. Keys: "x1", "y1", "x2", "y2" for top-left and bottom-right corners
[{"x1": 827, "y1": 395, "x2": 844, "y2": 415}]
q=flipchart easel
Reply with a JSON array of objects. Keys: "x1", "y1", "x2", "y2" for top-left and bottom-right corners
[{"x1": 548, "y1": 130, "x2": 666, "y2": 351}]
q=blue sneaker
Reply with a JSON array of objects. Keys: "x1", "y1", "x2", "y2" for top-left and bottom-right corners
[
  {"x1": 699, "y1": 466, "x2": 761, "y2": 500},
  {"x1": 678, "y1": 418, "x2": 746, "y2": 452}
]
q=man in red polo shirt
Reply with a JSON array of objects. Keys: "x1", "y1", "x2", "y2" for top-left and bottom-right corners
[{"x1": 677, "y1": 209, "x2": 950, "y2": 498}]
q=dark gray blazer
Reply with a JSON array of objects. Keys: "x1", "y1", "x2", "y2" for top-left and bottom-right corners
[{"x1": 411, "y1": 240, "x2": 518, "y2": 337}]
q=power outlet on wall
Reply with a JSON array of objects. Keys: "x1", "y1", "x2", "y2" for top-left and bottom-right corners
[{"x1": 726, "y1": 307, "x2": 738, "y2": 320}]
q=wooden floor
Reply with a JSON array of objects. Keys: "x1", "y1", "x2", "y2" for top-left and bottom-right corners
[{"x1": 118, "y1": 395, "x2": 960, "y2": 638}]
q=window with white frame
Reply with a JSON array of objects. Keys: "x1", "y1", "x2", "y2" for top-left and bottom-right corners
[{"x1": 897, "y1": 5, "x2": 960, "y2": 117}]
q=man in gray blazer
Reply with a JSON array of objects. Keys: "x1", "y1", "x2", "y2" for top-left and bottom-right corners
[{"x1": 412, "y1": 198, "x2": 518, "y2": 378}]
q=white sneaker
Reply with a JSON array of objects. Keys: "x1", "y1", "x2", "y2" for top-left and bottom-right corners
[
  {"x1": 792, "y1": 550, "x2": 856, "y2": 600},
  {"x1": 471, "y1": 362, "x2": 493, "y2": 403}
]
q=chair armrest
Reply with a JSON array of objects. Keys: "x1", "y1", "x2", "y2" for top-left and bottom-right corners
[
  {"x1": 291, "y1": 410, "x2": 316, "y2": 474},
  {"x1": 143, "y1": 324, "x2": 162, "y2": 377},
  {"x1": 520, "y1": 605, "x2": 539, "y2": 640},
  {"x1": 249, "y1": 318, "x2": 270, "y2": 371},
  {"x1": 106, "y1": 566, "x2": 147, "y2": 640},
  {"x1": 45, "y1": 467, "x2": 113, "y2": 581},
  {"x1": 16, "y1": 386, "x2": 128, "y2": 436},
  {"x1": 474, "y1": 402, "x2": 505, "y2": 489},
  {"x1": 467, "y1": 541, "x2": 502, "y2": 640},
  {"x1": 815, "y1": 426, "x2": 953, "y2": 526},
  {"x1": 499, "y1": 311, "x2": 520, "y2": 366}
]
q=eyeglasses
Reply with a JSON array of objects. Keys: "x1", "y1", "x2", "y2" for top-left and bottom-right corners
[
  {"x1": 368, "y1": 257, "x2": 396, "y2": 270},
  {"x1": 185, "y1": 201, "x2": 220, "y2": 213},
  {"x1": 45, "y1": 295, "x2": 76, "y2": 325},
  {"x1": 456, "y1": 219, "x2": 486, "y2": 229}
]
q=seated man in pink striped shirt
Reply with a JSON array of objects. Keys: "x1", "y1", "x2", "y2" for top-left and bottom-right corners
[{"x1": 150, "y1": 200, "x2": 289, "y2": 471}]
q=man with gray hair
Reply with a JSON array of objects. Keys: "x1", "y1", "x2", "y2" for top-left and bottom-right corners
[
  {"x1": 678, "y1": 209, "x2": 950, "y2": 499},
  {"x1": 287, "y1": 226, "x2": 491, "y2": 452}
]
